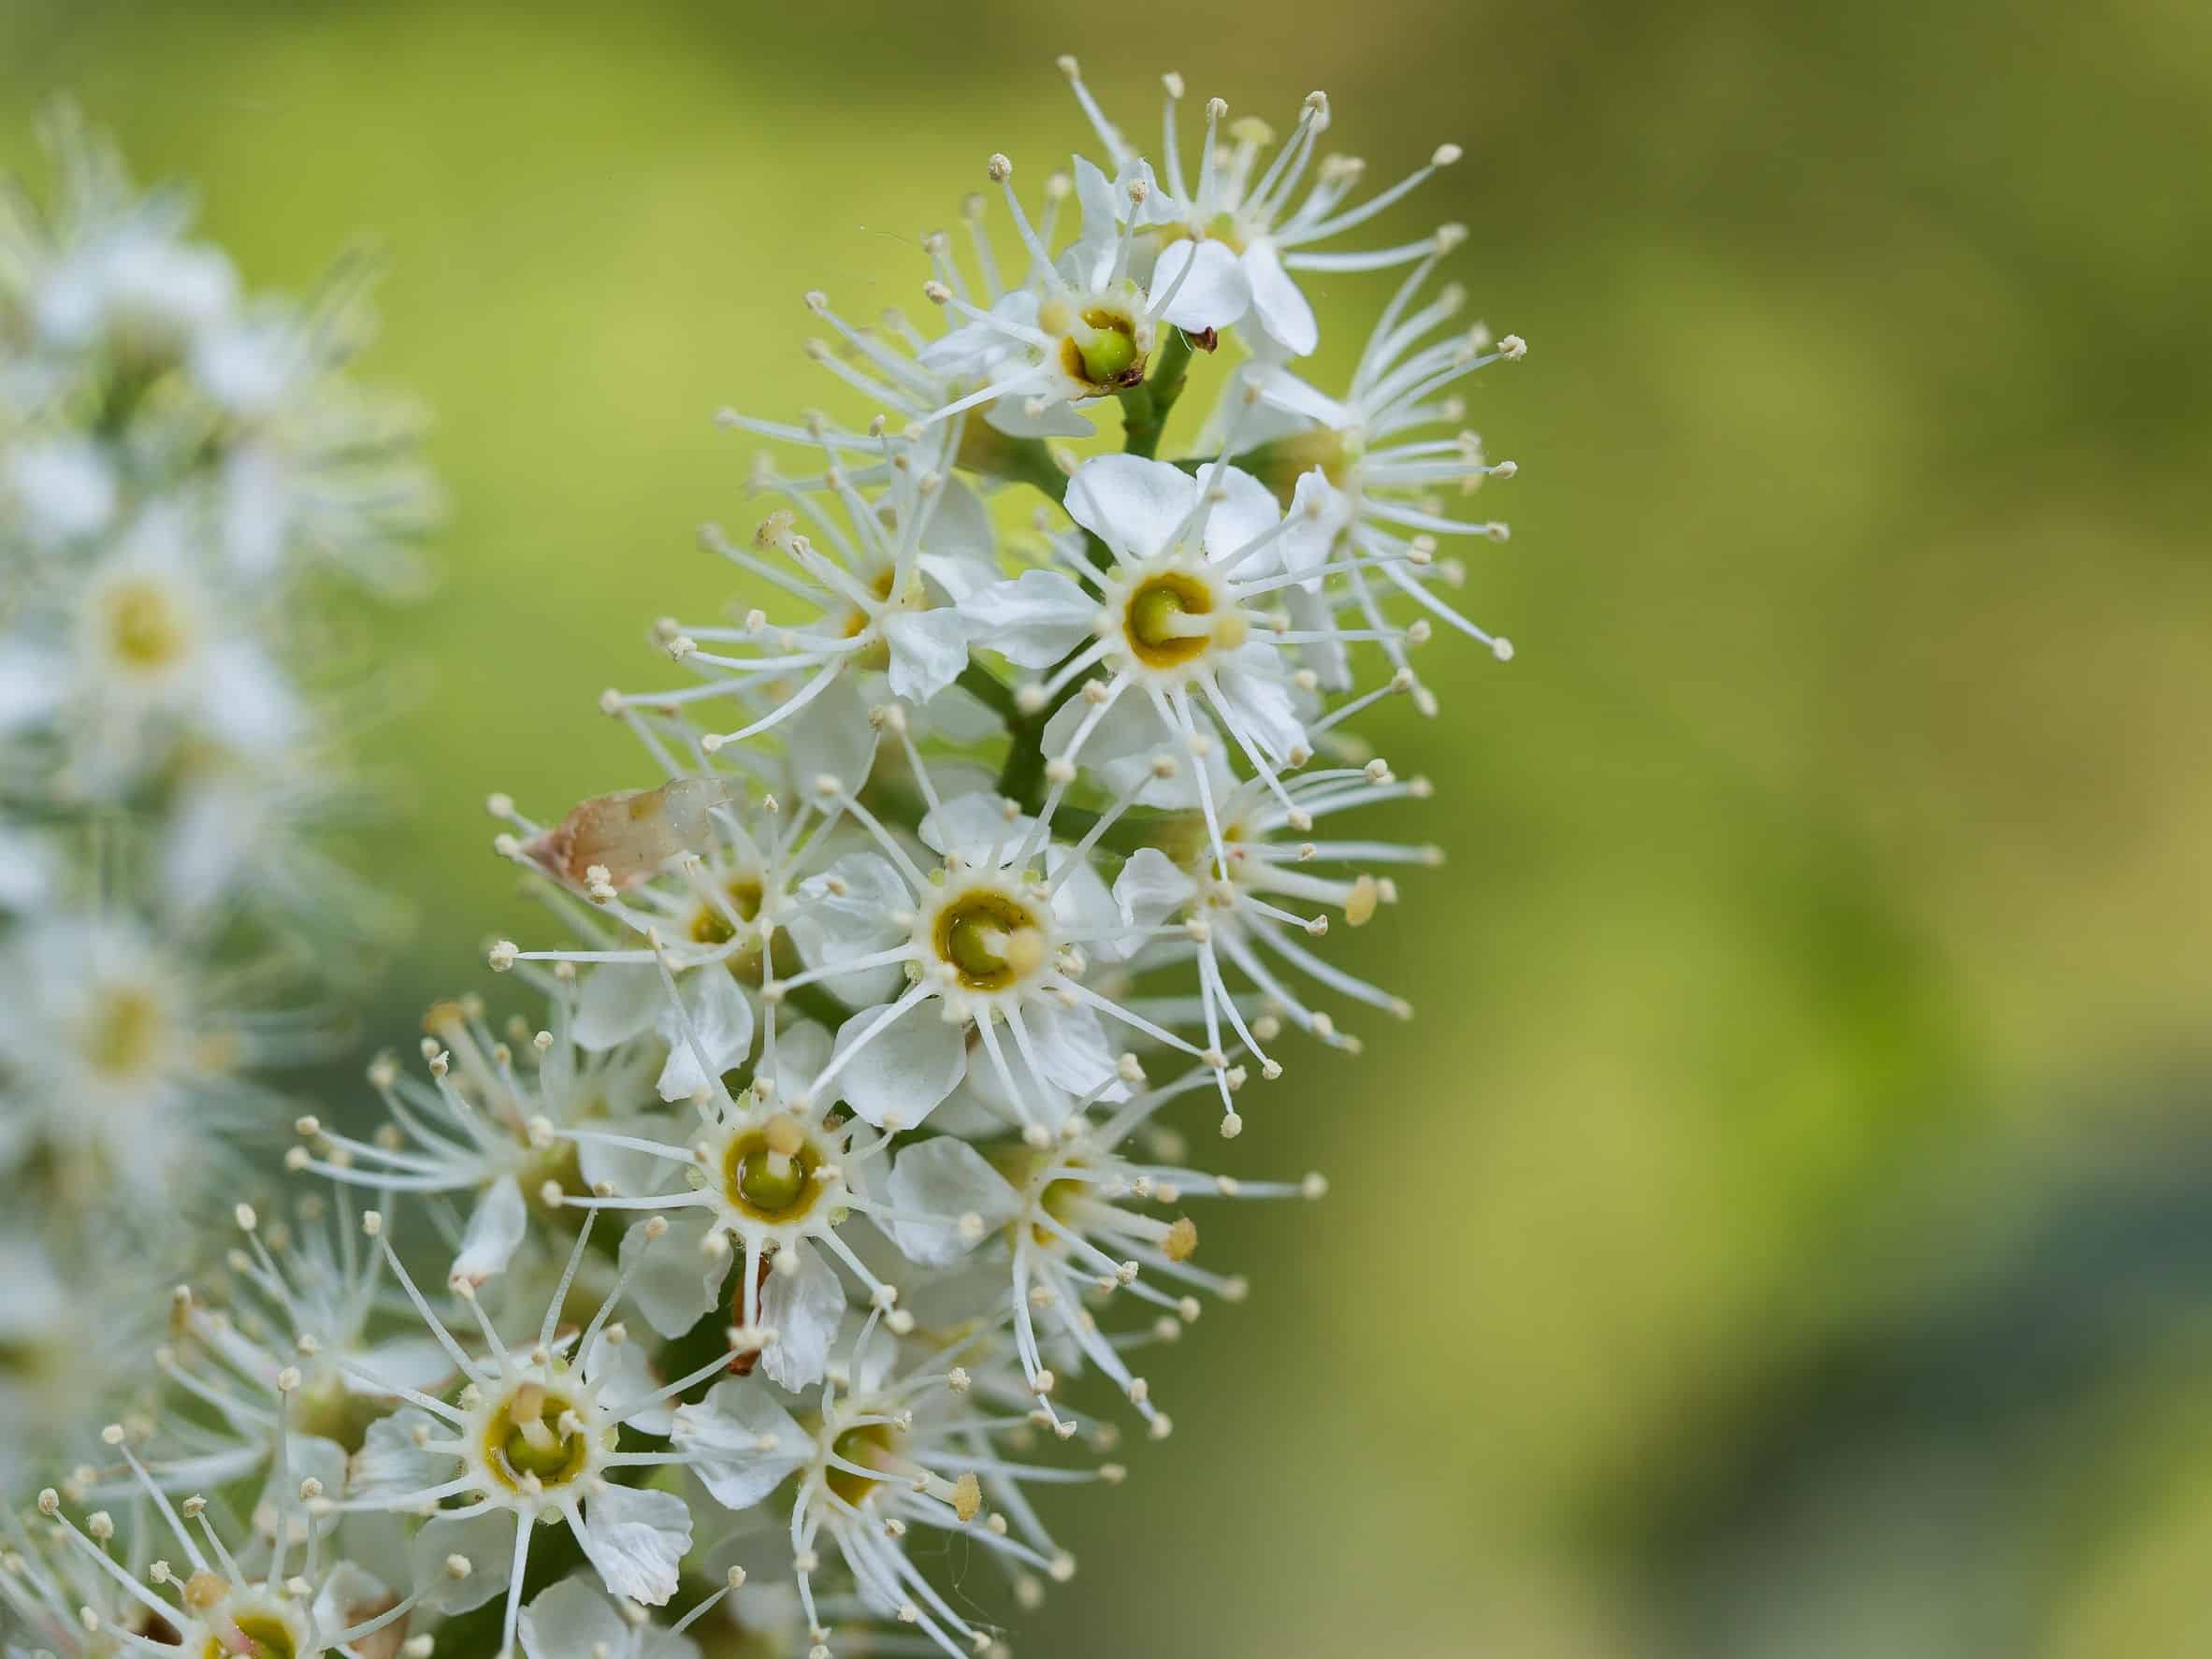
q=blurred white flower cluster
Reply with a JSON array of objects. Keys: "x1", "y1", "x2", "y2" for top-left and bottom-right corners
[
  {"x1": 0, "y1": 109, "x2": 434, "y2": 1480},
  {"x1": 3, "y1": 63, "x2": 1522, "y2": 1659}
]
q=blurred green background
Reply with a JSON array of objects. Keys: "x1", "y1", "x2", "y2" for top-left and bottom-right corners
[{"x1": 7, "y1": 0, "x2": 2212, "y2": 1652}]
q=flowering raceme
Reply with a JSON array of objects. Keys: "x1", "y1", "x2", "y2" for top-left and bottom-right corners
[
  {"x1": 0, "y1": 107, "x2": 432, "y2": 1483},
  {"x1": 2, "y1": 62, "x2": 1522, "y2": 1659}
]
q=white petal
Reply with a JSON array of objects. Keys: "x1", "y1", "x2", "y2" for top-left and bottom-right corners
[
  {"x1": 199, "y1": 642, "x2": 303, "y2": 750},
  {"x1": 576, "y1": 1482, "x2": 690, "y2": 1607},
  {"x1": 1219, "y1": 649, "x2": 1307, "y2": 763},
  {"x1": 766, "y1": 1018, "x2": 833, "y2": 1102},
  {"x1": 885, "y1": 1138, "x2": 1021, "y2": 1266},
  {"x1": 654, "y1": 969, "x2": 756, "y2": 1103},
  {"x1": 1022, "y1": 997, "x2": 1120, "y2": 1098},
  {"x1": 576, "y1": 1113, "x2": 687, "y2": 1198},
  {"x1": 1047, "y1": 844, "x2": 1120, "y2": 943},
  {"x1": 672, "y1": 1378, "x2": 811, "y2": 1511},
  {"x1": 758, "y1": 1245, "x2": 845, "y2": 1391},
  {"x1": 918, "y1": 790, "x2": 1030, "y2": 858},
  {"x1": 831, "y1": 999, "x2": 966, "y2": 1130},
  {"x1": 349, "y1": 1408, "x2": 448, "y2": 1501},
  {"x1": 450, "y1": 1175, "x2": 528, "y2": 1286},
  {"x1": 984, "y1": 392, "x2": 1095, "y2": 439},
  {"x1": 781, "y1": 673, "x2": 878, "y2": 795},
  {"x1": 1065, "y1": 454, "x2": 1198, "y2": 565},
  {"x1": 585, "y1": 1323, "x2": 676, "y2": 1436},
  {"x1": 346, "y1": 1335, "x2": 455, "y2": 1397},
  {"x1": 1202, "y1": 465, "x2": 1284, "y2": 570},
  {"x1": 1073, "y1": 156, "x2": 1120, "y2": 240},
  {"x1": 411, "y1": 1512, "x2": 517, "y2": 1613},
  {"x1": 311, "y1": 1564, "x2": 393, "y2": 1648},
  {"x1": 791, "y1": 853, "x2": 908, "y2": 966},
  {"x1": 881, "y1": 607, "x2": 971, "y2": 704},
  {"x1": 0, "y1": 644, "x2": 66, "y2": 735},
  {"x1": 956, "y1": 570, "x2": 1097, "y2": 670},
  {"x1": 1279, "y1": 468, "x2": 1347, "y2": 589},
  {"x1": 1284, "y1": 582, "x2": 1352, "y2": 690},
  {"x1": 1242, "y1": 239, "x2": 1320, "y2": 356},
  {"x1": 1250, "y1": 365, "x2": 1353, "y2": 428},
  {"x1": 1153, "y1": 239, "x2": 1252, "y2": 334},
  {"x1": 572, "y1": 963, "x2": 665, "y2": 1051},
  {"x1": 620, "y1": 1208, "x2": 727, "y2": 1340},
  {"x1": 918, "y1": 476, "x2": 994, "y2": 566},
  {"x1": 921, "y1": 681, "x2": 1005, "y2": 745},
  {"x1": 519, "y1": 1577, "x2": 629, "y2": 1659},
  {"x1": 1114, "y1": 847, "x2": 1197, "y2": 934}
]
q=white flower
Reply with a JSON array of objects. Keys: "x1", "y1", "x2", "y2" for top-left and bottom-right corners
[
  {"x1": 773, "y1": 756, "x2": 1207, "y2": 1139},
  {"x1": 291, "y1": 987, "x2": 661, "y2": 1286},
  {"x1": 884, "y1": 1060, "x2": 1322, "y2": 1430},
  {"x1": 330, "y1": 1217, "x2": 747, "y2": 1658},
  {"x1": 541, "y1": 1018, "x2": 912, "y2": 1389},
  {"x1": 672, "y1": 1316, "x2": 1106, "y2": 1659},
  {"x1": 1058, "y1": 58, "x2": 1467, "y2": 357},
  {"x1": 0, "y1": 501, "x2": 304, "y2": 800},
  {"x1": 961, "y1": 450, "x2": 1424, "y2": 879},
  {"x1": 518, "y1": 1571, "x2": 748, "y2": 1659},
  {"x1": 0, "y1": 908, "x2": 277, "y2": 1217},
  {"x1": 149, "y1": 1193, "x2": 455, "y2": 1494},
  {"x1": 605, "y1": 426, "x2": 990, "y2": 750},
  {"x1": 1214, "y1": 255, "x2": 1524, "y2": 700}
]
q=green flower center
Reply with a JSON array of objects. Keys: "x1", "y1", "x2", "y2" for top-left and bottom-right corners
[
  {"x1": 722, "y1": 1121, "x2": 821, "y2": 1221},
  {"x1": 825, "y1": 1422, "x2": 901, "y2": 1507},
  {"x1": 105, "y1": 579, "x2": 189, "y2": 671},
  {"x1": 84, "y1": 985, "x2": 165, "y2": 1077},
  {"x1": 203, "y1": 1613, "x2": 296, "y2": 1659},
  {"x1": 1123, "y1": 571, "x2": 1221, "y2": 668},
  {"x1": 484, "y1": 1384, "x2": 588, "y2": 1489},
  {"x1": 690, "y1": 875, "x2": 765, "y2": 947},
  {"x1": 1062, "y1": 309, "x2": 1145, "y2": 390},
  {"x1": 933, "y1": 889, "x2": 1045, "y2": 992}
]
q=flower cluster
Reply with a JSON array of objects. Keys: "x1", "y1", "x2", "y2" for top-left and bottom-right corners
[
  {"x1": 0, "y1": 108, "x2": 434, "y2": 1480},
  {"x1": 3, "y1": 60, "x2": 1521, "y2": 1659}
]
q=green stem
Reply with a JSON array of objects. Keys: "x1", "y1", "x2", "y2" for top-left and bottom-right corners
[
  {"x1": 1119, "y1": 326, "x2": 1196, "y2": 460},
  {"x1": 994, "y1": 642, "x2": 1094, "y2": 813},
  {"x1": 957, "y1": 661, "x2": 1023, "y2": 723}
]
